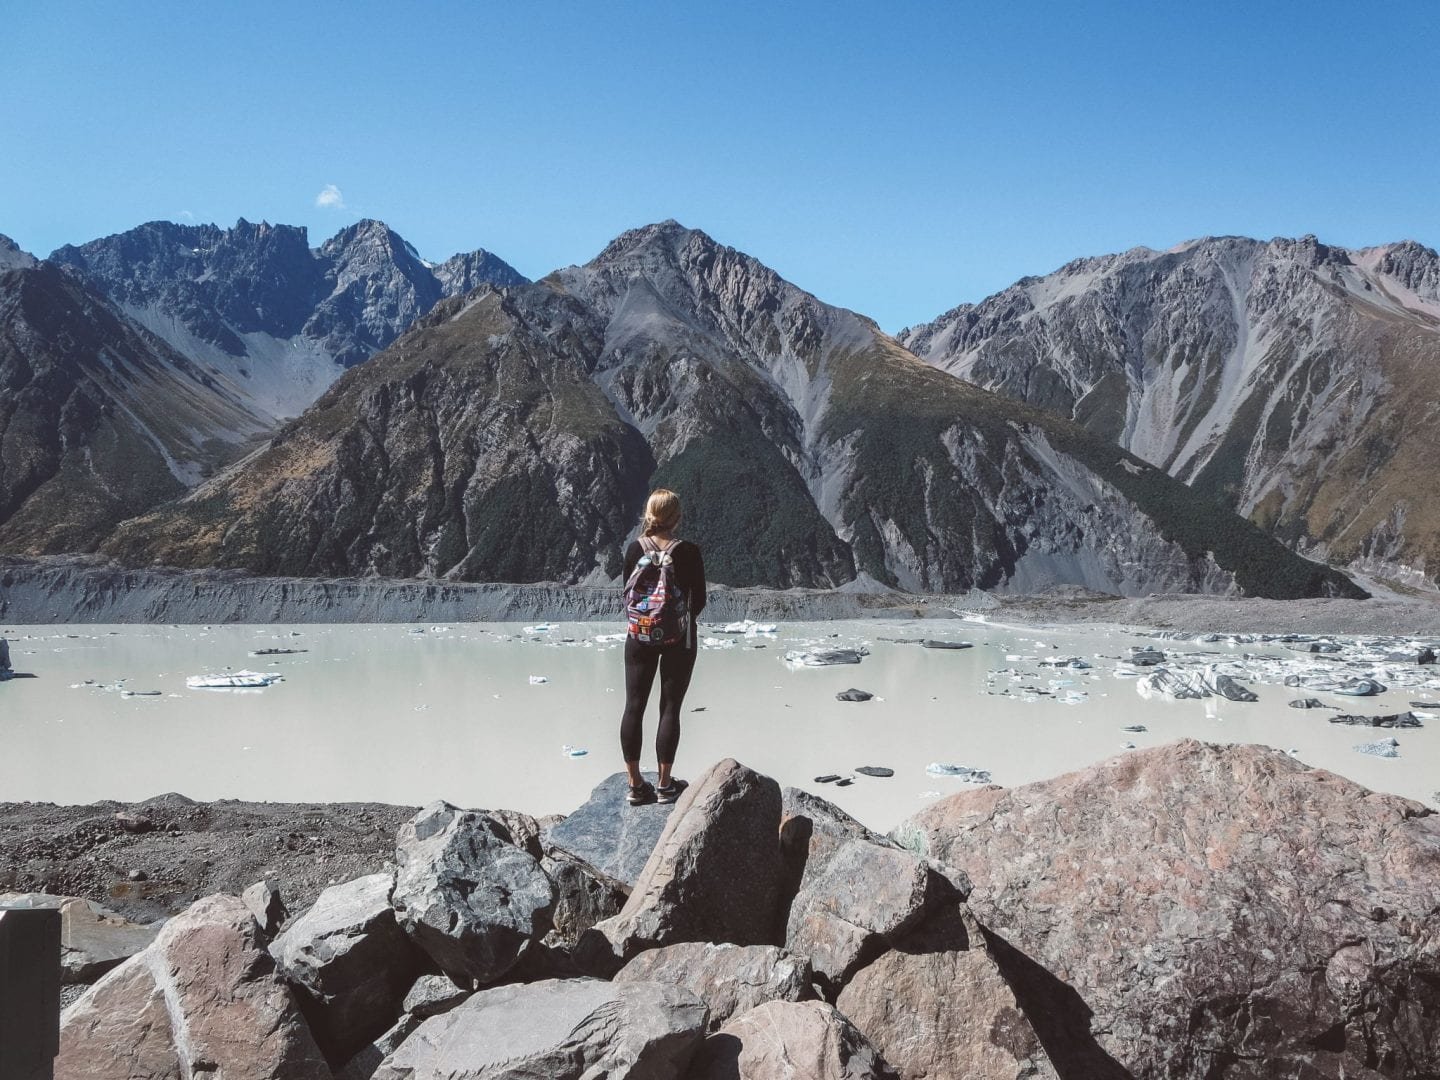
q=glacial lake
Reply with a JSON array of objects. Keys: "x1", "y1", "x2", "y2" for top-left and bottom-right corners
[{"x1": 2, "y1": 619, "x2": 1438, "y2": 832}]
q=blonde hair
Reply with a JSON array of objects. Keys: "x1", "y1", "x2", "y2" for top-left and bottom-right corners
[{"x1": 642, "y1": 489, "x2": 682, "y2": 536}]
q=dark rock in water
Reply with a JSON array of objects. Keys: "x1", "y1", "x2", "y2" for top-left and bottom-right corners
[
  {"x1": 836, "y1": 688, "x2": 874, "y2": 702},
  {"x1": 0, "y1": 637, "x2": 10, "y2": 673},
  {"x1": 545, "y1": 772, "x2": 676, "y2": 888},
  {"x1": 833, "y1": 777, "x2": 855, "y2": 787},
  {"x1": 1290, "y1": 641, "x2": 1343, "y2": 653},
  {"x1": 369, "y1": 978, "x2": 708, "y2": 1080},
  {"x1": 1412, "y1": 701, "x2": 1440, "y2": 709},
  {"x1": 242, "y1": 879, "x2": 287, "y2": 936},
  {"x1": 270, "y1": 873, "x2": 423, "y2": 1064},
  {"x1": 1122, "y1": 724, "x2": 1147, "y2": 732},
  {"x1": 615, "y1": 941, "x2": 815, "y2": 1032},
  {"x1": 391, "y1": 802, "x2": 556, "y2": 985},
  {"x1": 1128, "y1": 647, "x2": 1166, "y2": 666},
  {"x1": 1289, "y1": 698, "x2": 1327, "y2": 709},
  {"x1": 1210, "y1": 673, "x2": 1259, "y2": 702},
  {"x1": 1329, "y1": 712, "x2": 1422, "y2": 728},
  {"x1": 688, "y1": 1000, "x2": 898, "y2": 1080},
  {"x1": 855, "y1": 767, "x2": 894, "y2": 778},
  {"x1": 813, "y1": 774, "x2": 843, "y2": 784},
  {"x1": 921, "y1": 640, "x2": 972, "y2": 650},
  {"x1": 893, "y1": 740, "x2": 1440, "y2": 1077},
  {"x1": 579, "y1": 759, "x2": 783, "y2": 971}
]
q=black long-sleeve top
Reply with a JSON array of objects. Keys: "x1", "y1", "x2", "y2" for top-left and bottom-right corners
[{"x1": 624, "y1": 538, "x2": 707, "y2": 636}]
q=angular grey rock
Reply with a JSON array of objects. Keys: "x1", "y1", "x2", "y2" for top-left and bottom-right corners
[
  {"x1": 0, "y1": 892, "x2": 158, "y2": 984},
  {"x1": 580, "y1": 759, "x2": 783, "y2": 970},
  {"x1": 836, "y1": 688, "x2": 874, "y2": 702},
  {"x1": 56, "y1": 894, "x2": 329, "y2": 1080},
  {"x1": 688, "y1": 999, "x2": 899, "y2": 1080},
  {"x1": 243, "y1": 878, "x2": 287, "y2": 936},
  {"x1": 615, "y1": 941, "x2": 814, "y2": 1032},
  {"x1": 370, "y1": 978, "x2": 708, "y2": 1080},
  {"x1": 487, "y1": 808, "x2": 544, "y2": 861},
  {"x1": 785, "y1": 838, "x2": 965, "y2": 993},
  {"x1": 545, "y1": 771, "x2": 677, "y2": 887},
  {"x1": 779, "y1": 788, "x2": 899, "y2": 899},
  {"x1": 270, "y1": 872, "x2": 422, "y2": 1063},
  {"x1": 894, "y1": 739, "x2": 1440, "y2": 1077},
  {"x1": 403, "y1": 973, "x2": 471, "y2": 1019},
  {"x1": 391, "y1": 801, "x2": 556, "y2": 984},
  {"x1": 836, "y1": 905, "x2": 1057, "y2": 1080},
  {"x1": 541, "y1": 848, "x2": 629, "y2": 947}
]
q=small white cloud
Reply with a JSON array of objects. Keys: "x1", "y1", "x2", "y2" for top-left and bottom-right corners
[{"x1": 315, "y1": 184, "x2": 347, "y2": 210}]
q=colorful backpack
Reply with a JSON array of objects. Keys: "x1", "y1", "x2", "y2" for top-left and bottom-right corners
[{"x1": 624, "y1": 537, "x2": 690, "y2": 646}]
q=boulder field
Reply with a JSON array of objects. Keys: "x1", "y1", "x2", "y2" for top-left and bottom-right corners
[{"x1": 50, "y1": 741, "x2": 1440, "y2": 1079}]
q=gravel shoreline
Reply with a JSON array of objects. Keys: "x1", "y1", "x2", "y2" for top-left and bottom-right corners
[{"x1": 4, "y1": 555, "x2": 1439, "y2": 634}]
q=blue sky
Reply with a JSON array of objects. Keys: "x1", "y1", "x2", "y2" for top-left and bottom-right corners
[{"x1": 4, "y1": 1, "x2": 1437, "y2": 330}]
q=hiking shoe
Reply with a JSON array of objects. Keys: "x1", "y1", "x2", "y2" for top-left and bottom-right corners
[
  {"x1": 656, "y1": 779, "x2": 688, "y2": 804},
  {"x1": 627, "y1": 781, "x2": 657, "y2": 806}
]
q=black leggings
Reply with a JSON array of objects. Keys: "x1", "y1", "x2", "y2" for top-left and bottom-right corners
[{"x1": 620, "y1": 637, "x2": 697, "y2": 765}]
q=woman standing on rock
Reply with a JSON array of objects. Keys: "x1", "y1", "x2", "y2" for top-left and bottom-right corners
[{"x1": 620, "y1": 488, "x2": 706, "y2": 806}]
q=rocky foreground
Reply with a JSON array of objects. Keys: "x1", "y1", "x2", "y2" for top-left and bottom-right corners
[{"x1": 21, "y1": 741, "x2": 1440, "y2": 1079}]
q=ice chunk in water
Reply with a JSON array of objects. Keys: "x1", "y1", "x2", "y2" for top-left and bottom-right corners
[
  {"x1": 1354, "y1": 738, "x2": 1400, "y2": 758},
  {"x1": 926, "y1": 762, "x2": 992, "y2": 782}
]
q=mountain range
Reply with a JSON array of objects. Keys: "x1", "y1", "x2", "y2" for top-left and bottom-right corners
[
  {"x1": 94, "y1": 222, "x2": 1355, "y2": 597},
  {"x1": 901, "y1": 235, "x2": 1440, "y2": 588},
  {"x1": 6, "y1": 214, "x2": 1430, "y2": 596}
]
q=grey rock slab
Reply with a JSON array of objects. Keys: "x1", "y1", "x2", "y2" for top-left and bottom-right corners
[
  {"x1": 243, "y1": 878, "x2": 287, "y2": 936},
  {"x1": 370, "y1": 977, "x2": 707, "y2": 1080},
  {"x1": 779, "y1": 787, "x2": 904, "y2": 902},
  {"x1": 580, "y1": 759, "x2": 783, "y2": 970},
  {"x1": 403, "y1": 973, "x2": 470, "y2": 1019},
  {"x1": 541, "y1": 848, "x2": 629, "y2": 947},
  {"x1": 392, "y1": 801, "x2": 556, "y2": 984},
  {"x1": 0, "y1": 892, "x2": 159, "y2": 984},
  {"x1": 785, "y1": 838, "x2": 965, "y2": 993},
  {"x1": 836, "y1": 906, "x2": 1056, "y2": 1080},
  {"x1": 486, "y1": 808, "x2": 544, "y2": 860},
  {"x1": 688, "y1": 999, "x2": 899, "y2": 1080},
  {"x1": 545, "y1": 771, "x2": 676, "y2": 887},
  {"x1": 836, "y1": 688, "x2": 874, "y2": 701},
  {"x1": 615, "y1": 941, "x2": 814, "y2": 1032},
  {"x1": 270, "y1": 872, "x2": 422, "y2": 1063}
]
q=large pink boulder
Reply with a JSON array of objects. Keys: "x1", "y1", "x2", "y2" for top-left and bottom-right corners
[{"x1": 55, "y1": 893, "x2": 330, "y2": 1080}]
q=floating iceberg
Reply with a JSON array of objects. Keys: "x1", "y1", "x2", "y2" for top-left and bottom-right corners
[
  {"x1": 1354, "y1": 738, "x2": 1400, "y2": 758},
  {"x1": 1329, "y1": 712, "x2": 1421, "y2": 729},
  {"x1": 529, "y1": 675, "x2": 549, "y2": 685},
  {"x1": 785, "y1": 647, "x2": 869, "y2": 667},
  {"x1": 186, "y1": 670, "x2": 283, "y2": 689},
  {"x1": 926, "y1": 762, "x2": 992, "y2": 782},
  {"x1": 717, "y1": 620, "x2": 778, "y2": 635}
]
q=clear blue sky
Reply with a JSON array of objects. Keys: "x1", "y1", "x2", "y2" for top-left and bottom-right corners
[{"x1": 4, "y1": 1, "x2": 1437, "y2": 331}]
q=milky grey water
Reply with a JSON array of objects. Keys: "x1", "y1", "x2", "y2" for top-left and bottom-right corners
[{"x1": 3, "y1": 620, "x2": 1437, "y2": 831}]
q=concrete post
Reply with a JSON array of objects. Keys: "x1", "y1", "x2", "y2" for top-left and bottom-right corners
[{"x1": 0, "y1": 908, "x2": 61, "y2": 1080}]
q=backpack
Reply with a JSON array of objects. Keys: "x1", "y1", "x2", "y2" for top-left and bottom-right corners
[{"x1": 624, "y1": 537, "x2": 690, "y2": 646}]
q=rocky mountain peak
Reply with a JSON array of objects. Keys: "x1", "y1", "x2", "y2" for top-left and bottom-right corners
[{"x1": 0, "y1": 234, "x2": 36, "y2": 271}]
